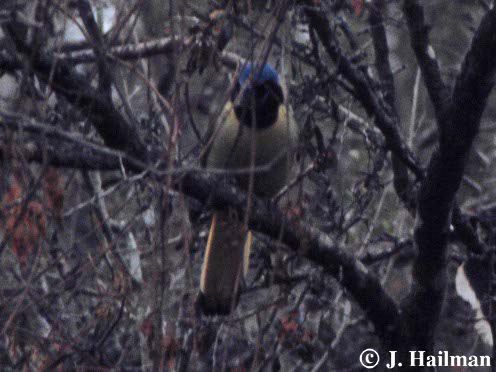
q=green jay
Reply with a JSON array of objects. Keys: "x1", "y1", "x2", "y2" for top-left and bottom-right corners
[{"x1": 198, "y1": 62, "x2": 297, "y2": 315}]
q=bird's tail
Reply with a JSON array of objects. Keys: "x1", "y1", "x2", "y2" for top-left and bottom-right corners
[{"x1": 198, "y1": 211, "x2": 252, "y2": 315}]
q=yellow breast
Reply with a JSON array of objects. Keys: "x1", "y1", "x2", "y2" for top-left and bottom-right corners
[{"x1": 205, "y1": 101, "x2": 297, "y2": 197}]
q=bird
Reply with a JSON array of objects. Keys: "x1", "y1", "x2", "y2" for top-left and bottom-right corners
[{"x1": 198, "y1": 62, "x2": 297, "y2": 315}]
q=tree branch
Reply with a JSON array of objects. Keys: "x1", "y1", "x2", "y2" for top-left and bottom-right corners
[
  {"x1": 402, "y1": 6, "x2": 496, "y2": 353},
  {"x1": 402, "y1": 0, "x2": 451, "y2": 125},
  {"x1": 5, "y1": 23, "x2": 149, "y2": 161},
  {"x1": 0, "y1": 111, "x2": 143, "y2": 171},
  {"x1": 2, "y1": 113, "x2": 404, "y2": 347},
  {"x1": 75, "y1": 0, "x2": 113, "y2": 97},
  {"x1": 180, "y1": 171, "x2": 403, "y2": 343},
  {"x1": 56, "y1": 35, "x2": 187, "y2": 64},
  {"x1": 303, "y1": 0, "x2": 424, "y2": 180},
  {"x1": 369, "y1": 0, "x2": 414, "y2": 210}
]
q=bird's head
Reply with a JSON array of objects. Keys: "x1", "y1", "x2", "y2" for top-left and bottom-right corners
[{"x1": 231, "y1": 63, "x2": 284, "y2": 129}]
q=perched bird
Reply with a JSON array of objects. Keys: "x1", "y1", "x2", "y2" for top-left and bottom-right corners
[{"x1": 198, "y1": 62, "x2": 297, "y2": 315}]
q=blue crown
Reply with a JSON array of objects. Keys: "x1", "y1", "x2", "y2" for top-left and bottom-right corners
[{"x1": 238, "y1": 63, "x2": 279, "y2": 85}]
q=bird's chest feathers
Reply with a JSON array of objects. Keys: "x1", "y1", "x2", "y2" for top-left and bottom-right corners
[{"x1": 210, "y1": 104, "x2": 289, "y2": 168}]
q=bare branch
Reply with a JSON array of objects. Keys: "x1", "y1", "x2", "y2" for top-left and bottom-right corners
[
  {"x1": 4, "y1": 23, "x2": 149, "y2": 160},
  {"x1": 402, "y1": 0, "x2": 451, "y2": 124},
  {"x1": 180, "y1": 171, "x2": 403, "y2": 344},
  {"x1": 0, "y1": 110, "x2": 146, "y2": 171},
  {"x1": 56, "y1": 35, "x2": 187, "y2": 64},
  {"x1": 369, "y1": 0, "x2": 414, "y2": 210},
  {"x1": 303, "y1": 0, "x2": 424, "y2": 180},
  {"x1": 403, "y1": 6, "x2": 496, "y2": 353}
]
